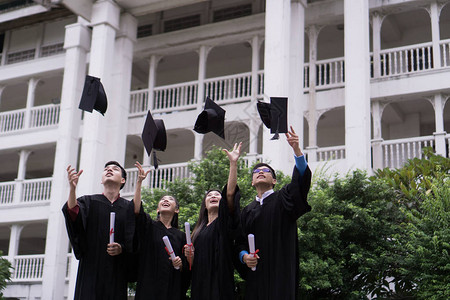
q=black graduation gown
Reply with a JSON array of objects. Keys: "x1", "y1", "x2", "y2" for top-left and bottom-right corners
[
  {"x1": 62, "y1": 194, "x2": 135, "y2": 300},
  {"x1": 190, "y1": 186, "x2": 241, "y2": 300},
  {"x1": 132, "y1": 210, "x2": 190, "y2": 300},
  {"x1": 240, "y1": 167, "x2": 312, "y2": 300}
]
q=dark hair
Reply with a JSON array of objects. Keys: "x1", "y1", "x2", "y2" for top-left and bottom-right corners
[
  {"x1": 191, "y1": 189, "x2": 221, "y2": 243},
  {"x1": 104, "y1": 161, "x2": 127, "y2": 189},
  {"x1": 252, "y1": 163, "x2": 276, "y2": 179},
  {"x1": 156, "y1": 195, "x2": 179, "y2": 228}
]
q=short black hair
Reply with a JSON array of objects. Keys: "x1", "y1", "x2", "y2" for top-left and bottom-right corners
[
  {"x1": 104, "y1": 161, "x2": 127, "y2": 189},
  {"x1": 252, "y1": 163, "x2": 276, "y2": 179}
]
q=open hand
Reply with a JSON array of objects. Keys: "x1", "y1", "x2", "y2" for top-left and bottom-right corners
[
  {"x1": 285, "y1": 126, "x2": 303, "y2": 156},
  {"x1": 135, "y1": 161, "x2": 150, "y2": 183},
  {"x1": 67, "y1": 165, "x2": 83, "y2": 190},
  {"x1": 223, "y1": 142, "x2": 242, "y2": 163}
]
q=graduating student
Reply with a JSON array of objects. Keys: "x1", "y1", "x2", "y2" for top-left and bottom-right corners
[
  {"x1": 62, "y1": 161, "x2": 135, "y2": 300},
  {"x1": 239, "y1": 126, "x2": 312, "y2": 300},
  {"x1": 184, "y1": 142, "x2": 242, "y2": 300},
  {"x1": 131, "y1": 161, "x2": 190, "y2": 300}
]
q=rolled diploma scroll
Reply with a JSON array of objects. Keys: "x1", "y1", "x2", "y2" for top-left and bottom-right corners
[
  {"x1": 248, "y1": 234, "x2": 256, "y2": 271},
  {"x1": 185, "y1": 222, "x2": 192, "y2": 245},
  {"x1": 109, "y1": 212, "x2": 115, "y2": 244},
  {"x1": 163, "y1": 236, "x2": 180, "y2": 270}
]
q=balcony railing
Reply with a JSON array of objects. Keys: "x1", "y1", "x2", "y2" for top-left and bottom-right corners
[
  {"x1": 30, "y1": 104, "x2": 60, "y2": 129},
  {"x1": 0, "y1": 104, "x2": 60, "y2": 134},
  {"x1": 379, "y1": 42, "x2": 433, "y2": 77},
  {"x1": 315, "y1": 57, "x2": 345, "y2": 90},
  {"x1": 0, "y1": 178, "x2": 52, "y2": 205},
  {"x1": 440, "y1": 39, "x2": 450, "y2": 67},
  {"x1": 153, "y1": 81, "x2": 198, "y2": 113},
  {"x1": 0, "y1": 108, "x2": 25, "y2": 133},
  {"x1": 12, "y1": 254, "x2": 44, "y2": 282},
  {"x1": 205, "y1": 72, "x2": 252, "y2": 103},
  {"x1": 316, "y1": 145, "x2": 346, "y2": 162},
  {"x1": 4, "y1": 43, "x2": 65, "y2": 65},
  {"x1": 381, "y1": 136, "x2": 435, "y2": 169},
  {"x1": 122, "y1": 162, "x2": 191, "y2": 195}
]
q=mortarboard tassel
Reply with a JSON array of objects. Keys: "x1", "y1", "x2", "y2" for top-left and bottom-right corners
[
  {"x1": 271, "y1": 114, "x2": 281, "y2": 140},
  {"x1": 152, "y1": 151, "x2": 159, "y2": 169}
]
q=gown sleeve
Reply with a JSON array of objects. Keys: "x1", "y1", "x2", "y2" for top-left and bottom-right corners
[
  {"x1": 62, "y1": 196, "x2": 90, "y2": 260},
  {"x1": 278, "y1": 166, "x2": 312, "y2": 220}
]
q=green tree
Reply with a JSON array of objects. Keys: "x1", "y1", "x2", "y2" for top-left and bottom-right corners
[
  {"x1": 297, "y1": 170, "x2": 406, "y2": 299},
  {"x1": 0, "y1": 251, "x2": 11, "y2": 299}
]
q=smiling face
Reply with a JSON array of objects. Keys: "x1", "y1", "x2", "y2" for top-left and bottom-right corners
[
  {"x1": 157, "y1": 195, "x2": 179, "y2": 216},
  {"x1": 101, "y1": 164, "x2": 126, "y2": 188},
  {"x1": 252, "y1": 166, "x2": 277, "y2": 188},
  {"x1": 205, "y1": 190, "x2": 222, "y2": 211}
]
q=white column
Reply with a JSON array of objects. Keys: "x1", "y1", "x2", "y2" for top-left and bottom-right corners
[
  {"x1": 105, "y1": 12, "x2": 137, "y2": 162},
  {"x1": 371, "y1": 100, "x2": 384, "y2": 170},
  {"x1": 306, "y1": 25, "x2": 320, "y2": 162},
  {"x1": 371, "y1": 12, "x2": 383, "y2": 78},
  {"x1": 289, "y1": 1, "x2": 306, "y2": 152},
  {"x1": 0, "y1": 31, "x2": 10, "y2": 65},
  {"x1": 196, "y1": 45, "x2": 211, "y2": 110},
  {"x1": 194, "y1": 132, "x2": 204, "y2": 160},
  {"x1": 78, "y1": 0, "x2": 120, "y2": 196},
  {"x1": 429, "y1": 2, "x2": 442, "y2": 69},
  {"x1": 148, "y1": 54, "x2": 161, "y2": 112},
  {"x1": 23, "y1": 78, "x2": 40, "y2": 129},
  {"x1": 13, "y1": 150, "x2": 32, "y2": 204},
  {"x1": 263, "y1": 0, "x2": 294, "y2": 174},
  {"x1": 344, "y1": 0, "x2": 371, "y2": 171},
  {"x1": 34, "y1": 23, "x2": 44, "y2": 59},
  {"x1": 41, "y1": 18, "x2": 90, "y2": 300},
  {"x1": 431, "y1": 94, "x2": 447, "y2": 156},
  {"x1": 7, "y1": 224, "x2": 24, "y2": 263},
  {"x1": 249, "y1": 35, "x2": 261, "y2": 156}
]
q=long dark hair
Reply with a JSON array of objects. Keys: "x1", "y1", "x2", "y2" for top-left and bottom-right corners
[
  {"x1": 156, "y1": 195, "x2": 179, "y2": 229},
  {"x1": 191, "y1": 189, "x2": 221, "y2": 243}
]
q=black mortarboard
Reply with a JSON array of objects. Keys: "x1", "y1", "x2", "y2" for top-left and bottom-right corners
[
  {"x1": 194, "y1": 96, "x2": 225, "y2": 139},
  {"x1": 78, "y1": 75, "x2": 108, "y2": 115},
  {"x1": 141, "y1": 111, "x2": 167, "y2": 168},
  {"x1": 257, "y1": 97, "x2": 288, "y2": 140}
]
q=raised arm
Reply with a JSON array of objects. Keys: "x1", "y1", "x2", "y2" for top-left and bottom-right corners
[
  {"x1": 223, "y1": 142, "x2": 242, "y2": 213},
  {"x1": 133, "y1": 161, "x2": 150, "y2": 214},
  {"x1": 67, "y1": 165, "x2": 83, "y2": 209},
  {"x1": 285, "y1": 126, "x2": 303, "y2": 157}
]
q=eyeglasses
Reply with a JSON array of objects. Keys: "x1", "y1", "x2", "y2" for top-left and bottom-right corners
[{"x1": 252, "y1": 168, "x2": 272, "y2": 174}]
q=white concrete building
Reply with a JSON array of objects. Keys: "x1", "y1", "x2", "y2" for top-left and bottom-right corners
[{"x1": 0, "y1": 0, "x2": 449, "y2": 299}]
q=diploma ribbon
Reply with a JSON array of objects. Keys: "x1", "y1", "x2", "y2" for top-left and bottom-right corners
[
  {"x1": 165, "y1": 246, "x2": 174, "y2": 256},
  {"x1": 109, "y1": 228, "x2": 114, "y2": 236},
  {"x1": 185, "y1": 243, "x2": 193, "y2": 270},
  {"x1": 250, "y1": 249, "x2": 259, "y2": 257}
]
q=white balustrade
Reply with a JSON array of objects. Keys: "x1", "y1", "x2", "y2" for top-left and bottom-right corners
[
  {"x1": 257, "y1": 70, "x2": 264, "y2": 98},
  {"x1": 380, "y1": 42, "x2": 433, "y2": 77},
  {"x1": 0, "y1": 182, "x2": 15, "y2": 204},
  {"x1": 204, "y1": 72, "x2": 252, "y2": 103},
  {"x1": 440, "y1": 39, "x2": 450, "y2": 67},
  {"x1": 30, "y1": 104, "x2": 60, "y2": 128},
  {"x1": 315, "y1": 57, "x2": 345, "y2": 89},
  {"x1": 153, "y1": 81, "x2": 198, "y2": 113},
  {"x1": 381, "y1": 136, "x2": 434, "y2": 169},
  {"x1": 316, "y1": 146, "x2": 346, "y2": 162},
  {"x1": 304, "y1": 63, "x2": 310, "y2": 89},
  {"x1": 12, "y1": 255, "x2": 45, "y2": 282},
  {"x1": 0, "y1": 108, "x2": 25, "y2": 133},
  {"x1": 21, "y1": 178, "x2": 52, "y2": 203},
  {"x1": 129, "y1": 89, "x2": 149, "y2": 115}
]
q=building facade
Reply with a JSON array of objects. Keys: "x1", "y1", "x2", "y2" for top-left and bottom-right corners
[{"x1": 0, "y1": 0, "x2": 449, "y2": 299}]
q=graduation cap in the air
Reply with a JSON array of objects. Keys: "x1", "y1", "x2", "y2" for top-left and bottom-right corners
[
  {"x1": 194, "y1": 96, "x2": 225, "y2": 139},
  {"x1": 257, "y1": 97, "x2": 288, "y2": 140},
  {"x1": 78, "y1": 75, "x2": 108, "y2": 115},
  {"x1": 141, "y1": 111, "x2": 167, "y2": 169}
]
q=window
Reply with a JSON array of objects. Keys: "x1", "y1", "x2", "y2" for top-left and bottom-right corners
[
  {"x1": 137, "y1": 24, "x2": 153, "y2": 38},
  {"x1": 213, "y1": 4, "x2": 252, "y2": 22},
  {"x1": 164, "y1": 15, "x2": 201, "y2": 33}
]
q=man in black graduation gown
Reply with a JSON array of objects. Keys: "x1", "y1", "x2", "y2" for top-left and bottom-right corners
[
  {"x1": 238, "y1": 126, "x2": 312, "y2": 300},
  {"x1": 62, "y1": 161, "x2": 135, "y2": 300}
]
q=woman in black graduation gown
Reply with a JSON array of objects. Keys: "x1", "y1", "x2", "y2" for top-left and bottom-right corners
[
  {"x1": 131, "y1": 162, "x2": 190, "y2": 300},
  {"x1": 184, "y1": 142, "x2": 242, "y2": 300}
]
